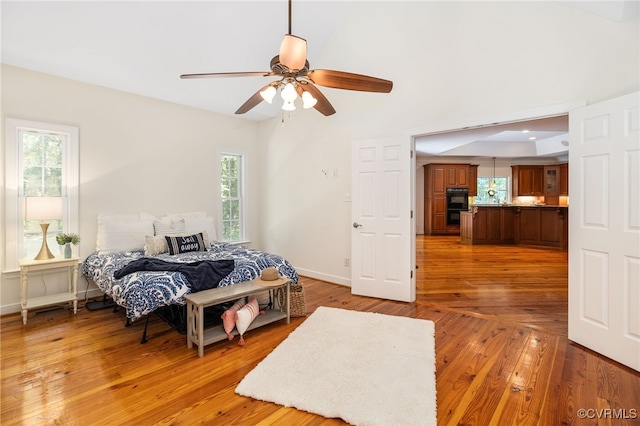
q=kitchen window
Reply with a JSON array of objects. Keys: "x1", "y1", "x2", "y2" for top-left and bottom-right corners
[{"x1": 475, "y1": 177, "x2": 509, "y2": 204}]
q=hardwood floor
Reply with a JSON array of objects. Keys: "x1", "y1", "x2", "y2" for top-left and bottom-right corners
[{"x1": 2, "y1": 236, "x2": 639, "y2": 425}]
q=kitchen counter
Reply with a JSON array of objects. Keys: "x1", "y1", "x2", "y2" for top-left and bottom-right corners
[
  {"x1": 461, "y1": 205, "x2": 568, "y2": 249},
  {"x1": 470, "y1": 204, "x2": 568, "y2": 208}
]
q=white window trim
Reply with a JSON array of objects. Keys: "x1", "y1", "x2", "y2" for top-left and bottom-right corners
[
  {"x1": 219, "y1": 151, "x2": 247, "y2": 243},
  {"x1": 4, "y1": 118, "x2": 79, "y2": 272}
]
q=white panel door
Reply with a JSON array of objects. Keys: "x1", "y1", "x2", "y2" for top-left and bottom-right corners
[
  {"x1": 351, "y1": 137, "x2": 415, "y2": 302},
  {"x1": 569, "y1": 91, "x2": 640, "y2": 372}
]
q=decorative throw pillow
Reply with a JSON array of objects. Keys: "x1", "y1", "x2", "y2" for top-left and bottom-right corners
[
  {"x1": 154, "y1": 219, "x2": 185, "y2": 236},
  {"x1": 165, "y1": 233, "x2": 207, "y2": 255},
  {"x1": 144, "y1": 235, "x2": 168, "y2": 256},
  {"x1": 235, "y1": 296, "x2": 264, "y2": 346},
  {"x1": 145, "y1": 231, "x2": 211, "y2": 256},
  {"x1": 221, "y1": 298, "x2": 246, "y2": 340}
]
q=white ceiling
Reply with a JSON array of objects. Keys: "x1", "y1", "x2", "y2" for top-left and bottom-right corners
[
  {"x1": 1, "y1": 1, "x2": 353, "y2": 122},
  {"x1": 414, "y1": 115, "x2": 569, "y2": 160},
  {"x1": 1, "y1": 1, "x2": 636, "y2": 158}
]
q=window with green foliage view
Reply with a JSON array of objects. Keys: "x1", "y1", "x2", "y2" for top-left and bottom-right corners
[
  {"x1": 5, "y1": 118, "x2": 79, "y2": 269},
  {"x1": 220, "y1": 154, "x2": 244, "y2": 242},
  {"x1": 475, "y1": 177, "x2": 509, "y2": 204},
  {"x1": 22, "y1": 131, "x2": 65, "y2": 257}
]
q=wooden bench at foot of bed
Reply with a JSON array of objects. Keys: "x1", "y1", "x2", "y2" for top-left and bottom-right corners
[{"x1": 184, "y1": 277, "x2": 291, "y2": 357}]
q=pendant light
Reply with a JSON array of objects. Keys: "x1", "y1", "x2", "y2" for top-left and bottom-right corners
[{"x1": 487, "y1": 157, "x2": 497, "y2": 197}]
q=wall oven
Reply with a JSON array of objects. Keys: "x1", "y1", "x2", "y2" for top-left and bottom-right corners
[{"x1": 446, "y1": 188, "x2": 469, "y2": 226}]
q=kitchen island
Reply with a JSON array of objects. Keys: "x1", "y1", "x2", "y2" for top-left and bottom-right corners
[{"x1": 460, "y1": 205, "x2": 568, "y2": 249}]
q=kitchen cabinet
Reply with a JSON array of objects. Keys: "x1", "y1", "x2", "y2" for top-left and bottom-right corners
[
  {"x1": 432, "y1": 195, "x2": 446, "y2": 233},
  {"x1": 543, "y1": 165, "x2": 560, "y2": 206},
  {"x1": 447, "y1": 165, "x2": 468, "y2": 187},
  {"x1": 461, "y1": 206, "x2": 566, "y2": 249},
  {"x1": 559, "y1": 163, "x2": 568, "y2": 195},
  {"x1": 512, "y1": 165, "x2": 544, "y2": 196},
  {"x1": 460, "y1": 207, "x2": 514, "y2": 245},
  {"x1": 424, "y1": 163, "x2": 474, "y2": 235},
  {"x1": 514, "y1": 206, "x2": 567, "y2": 249},
  {"x1": 468, "y1": 165, "x2": 478, "y2": 196},
  {"x1": 431, "y1": 165, "x2": 446, "y2": 194}
]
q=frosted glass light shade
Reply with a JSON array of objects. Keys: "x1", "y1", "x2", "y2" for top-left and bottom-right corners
[
  {"x1": 281, "y1": 82, "x2": 297, "y2": 102},
  {"x1": 302, "y1": 91, "x2": 317, "y2": 109},
  {"x1": 282, "y1": 100, "x2": 296, "y2": 111},
  {"x1": 260, "y1": 86, "x2": 277, "y2": 103},
  {"x1": 279, "y1": 34, "x2": 307, "y2": 70},
  {"x1": 25, "y1": 196, "x2": 63, "y2": 221}
]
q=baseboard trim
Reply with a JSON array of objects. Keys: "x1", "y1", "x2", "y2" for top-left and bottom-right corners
[
  {"x1": 0, "y1": 288, "x2": 105, "y2": 316},
  {"x1": 294, "y1": 267, "x2": 351, "y2": 287}
]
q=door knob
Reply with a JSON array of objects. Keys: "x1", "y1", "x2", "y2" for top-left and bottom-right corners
[{"x1": 353, "y1": 222, "x2": 362, "y2": 228}]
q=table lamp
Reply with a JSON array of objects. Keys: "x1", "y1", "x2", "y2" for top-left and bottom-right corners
[{"x1": 24, "y1": 196, "x2": 63, "y2": 260}]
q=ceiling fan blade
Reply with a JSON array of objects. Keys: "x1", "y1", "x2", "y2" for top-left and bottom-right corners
[
  {"x1": 180, "y1": 71, "x2": 272, "y2": 79},
  {"x1": 300, "y1": 84, "x2": 336, "y2": 116},
  {"x1": 279, "y1": 34, "x2": 307, "y2": 70},
  {"x1": 307, "y1": 69, "x2": 393, "y2": 93},
  {"x1": 235, "y1": 84, "x2": 272, "y2": 114}
]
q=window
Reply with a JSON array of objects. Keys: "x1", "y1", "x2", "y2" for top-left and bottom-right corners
[
  {"x1": 220, "y1": 153, "x2": 244, "y2": 242},
  {"x1": 4, "y1": 119, "x2": 79, "y2": 270},
  {"x1": 475, "y1": 177, "x2": 509, "y2": 204}
]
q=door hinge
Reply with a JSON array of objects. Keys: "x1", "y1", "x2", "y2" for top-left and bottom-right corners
[
  {"x1": 411, "y1": 270, "x2": 413, "y2": 279},
  {"x1": 410, "y1": 210, "x2": 413, "y2": 219},
  {"x1": 410, "y1": 150, "x2": 414, "y2": 158}
]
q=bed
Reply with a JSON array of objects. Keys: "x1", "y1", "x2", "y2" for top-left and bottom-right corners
[{"x1": 81, "y1": 212, "x2": 299, "y2": 341}]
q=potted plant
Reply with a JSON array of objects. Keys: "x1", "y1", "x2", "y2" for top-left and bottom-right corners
[{"x1": 56, "y1": 233, "x2": 80, "y2": 258}]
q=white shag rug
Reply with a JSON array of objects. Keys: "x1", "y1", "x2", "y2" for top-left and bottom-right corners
[{"x1": 235, "y1": 306, "x2": 436, "y2": 426}]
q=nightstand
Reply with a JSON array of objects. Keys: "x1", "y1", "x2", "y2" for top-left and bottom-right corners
[{"x1": 19, "y1": 256, "x2": 80, "y2": 325}]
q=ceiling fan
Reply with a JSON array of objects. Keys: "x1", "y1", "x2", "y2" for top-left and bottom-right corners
[{"x1": 180, "y1": 0, "x2": 393, "y2": 116}]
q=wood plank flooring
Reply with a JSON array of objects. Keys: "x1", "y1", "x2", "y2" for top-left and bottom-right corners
[{"x1": 1, "y1": 236, "x2": 639, "y2": 425}]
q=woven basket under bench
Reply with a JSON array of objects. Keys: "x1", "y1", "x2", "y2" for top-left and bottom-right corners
[{"x1": 276, "y1": 283, "x2": 307, "y2": 317}]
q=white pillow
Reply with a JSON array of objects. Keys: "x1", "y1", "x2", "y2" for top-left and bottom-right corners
[
  {"x1": 184, "y1": 217, "x2": 217, "y2": 241},
  {"x1": 153, "y1": 219, "x2": 185, "y2": 236},
  {"x1": 235, "y1": 296, "x2": 263, "y2": 346},
  {"x1": 144, "y1": 231, "x2": 211, "y2": 256},
  {"x1": 96, "y1": 215, "x2": 154, "y2": 254}
]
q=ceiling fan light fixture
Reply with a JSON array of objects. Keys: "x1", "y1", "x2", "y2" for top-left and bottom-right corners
[
  {"x1": 279, "y1": 34, "x2": 307, "y2": 70},
  {"x1": 301, "y1": 90, "x2": 317, "y2": 109},
  {"x1": 281, "y1": 82, "x2": 298, "y2": 102},
  {"x1": 260, "y1": 85, "x2": 277, "y2": 103},
  {"x1": 282, "y1": 99, "x2": 296, "y2": 111},
  {"x1": 180, "y1": 0, "x2": 392, "y2": 118}
]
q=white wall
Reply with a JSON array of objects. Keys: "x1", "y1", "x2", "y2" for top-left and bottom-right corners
[
  {"x1": 1, "y1": 65, "x2": 260, "y2": 313},
  {"x1": 1, "y1": 2, "x2": 638, "y2": 312},
  {"x1": 255, "y1": 1, "x2": 639, "y2": 284}
]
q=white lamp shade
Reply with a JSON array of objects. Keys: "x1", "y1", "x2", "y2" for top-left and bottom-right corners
[
  {"x1": 282, "y1": 100, "x2": 296, "y2": 111},
  {"x1": 260, "y1": 85, "x2": 277, "y2": 103},
  {"x1": 302, "y1": 91, "x2": 317, "y2": 109},
  {"x1": 279, "y1": 34, "x2": 307, "y2": 70},
  {"x1": 281, "y1": 82, "x2": 297, "y2": 102},
  {"x1": 24, "y1": 196, "x2": 63, "y2": 221}
]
